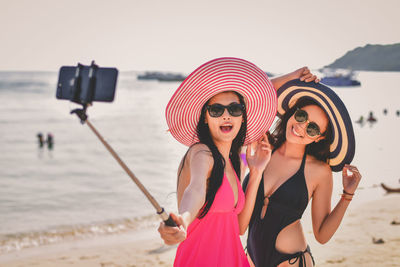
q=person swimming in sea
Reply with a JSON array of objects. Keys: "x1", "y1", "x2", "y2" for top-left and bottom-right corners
[
  {"x1": 46, "y1": 133, "x2": 54, "y2": 150},
  {"x1": 367, "y1": 111, "x2": 377, "y2": 124},
  {"x1": 37, "y1": 132, "x2": 44, "y2": 148}
]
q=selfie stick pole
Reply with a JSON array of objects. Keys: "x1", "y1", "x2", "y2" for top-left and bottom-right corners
[
  {"x1": 85, "y1": 118, "x2": 176, "y2": 227},
  {"x1": 69, "y1": 62, "x2": 176, "y2": 227}
]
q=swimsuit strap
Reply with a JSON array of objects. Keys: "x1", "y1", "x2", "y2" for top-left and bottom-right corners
[
  {"x1": 299, "y1": 150, "x2": 307, "y2": 171},
  {"x1": 287, "y1": 245, "x2": 315, "y2": 267},
  {"x1": 272, "y1": 147, "x2": 306, "y2": 169}
]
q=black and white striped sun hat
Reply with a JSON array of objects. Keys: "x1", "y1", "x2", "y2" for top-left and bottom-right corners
[{"x1": 277, "y1": 79, "x2": 355, "y2": 172}]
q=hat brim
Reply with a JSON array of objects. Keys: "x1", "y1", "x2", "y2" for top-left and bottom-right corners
[
  {"x1": 277, "y1": 79, "x2": 355, "y2": 172},
  {"x1": 166, "y1": 57, "x2": 277, "y2": 146}
]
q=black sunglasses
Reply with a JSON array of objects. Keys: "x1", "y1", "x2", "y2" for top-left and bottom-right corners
[
  {"x1": 206, "y1": 103, "x2": 245, "y2": 118},
  {"x1": 294, "y1": 109, "x2": 322, "y2": 137}
]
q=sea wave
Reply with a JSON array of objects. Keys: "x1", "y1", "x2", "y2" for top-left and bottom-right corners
[{"x1": 0, "y1": 214, "x2": 159, "y2": 254}]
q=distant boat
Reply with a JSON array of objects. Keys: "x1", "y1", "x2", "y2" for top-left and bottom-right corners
[
  {"x1": 320, "y1": 68, "x2": 361, "y2": 86},
  {"x1": 137, "y1": 71, "x2": 186, "y2": 82},
  {"x1": 381, "y1": 183, "x2": 400, "y2": 193}
]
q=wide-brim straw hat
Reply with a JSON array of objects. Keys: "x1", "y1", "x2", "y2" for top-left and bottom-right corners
[
  {"x1": 277, "y1": 79, "x2": 355, "y2": 172},
  {"x1": 166, "y1": 57, "x2": 277, "y2": 147}
]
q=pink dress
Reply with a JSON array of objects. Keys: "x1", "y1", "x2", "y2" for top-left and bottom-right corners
[{"x1": 174, "y1": 172, "x2": 250, "y2": 267}]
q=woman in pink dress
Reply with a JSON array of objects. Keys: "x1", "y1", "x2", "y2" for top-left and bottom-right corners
[{"x1": 159, "y1": 57, "x2": 277, "y2": 266}]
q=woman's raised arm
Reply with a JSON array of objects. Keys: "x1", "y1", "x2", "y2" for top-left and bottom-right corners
[
  {"x1": 311, "y1": 164, "x2": 362, "y2": 244},
  {"x1": 270, "y1": 67, "x2": 320, "y2": 90},
  {"x1": 238, "y1": 134, "x2": 272, "y2": 235}
]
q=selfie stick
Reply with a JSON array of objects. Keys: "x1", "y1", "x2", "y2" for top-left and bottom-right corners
[{"x1": 69, "y1": 62, "x2": 177, "y2": 227}]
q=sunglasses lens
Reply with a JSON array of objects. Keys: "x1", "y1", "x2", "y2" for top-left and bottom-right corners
[
  {"x1": 294, "y1": 109, "x2": 307, "y2": 122},
  {"x1": 207, "y1": 103, "x2": 243, "y2": 117},
  {"x1": 306, "y1": 122, "x2": 321, "y2": 137},
  {"x1": 208, "y1": 104, "x2": 225, "y2": 117},
  {"x1": 228, "y1": 103, "x2": 244, "y2": 117}
]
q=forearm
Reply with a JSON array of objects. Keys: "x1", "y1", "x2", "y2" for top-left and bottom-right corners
[
  {"x1": 315, "y1": 198, "x2": 351, "y2": 244},
  {"x1": 238, "y1": 170, "x2": 263, "y2": 235},
  {"x1": 178, "y1": 189, "x2": 205, "y2": 229},
  {"x1": 270, "y1": 72, "x2": 298, "y2": 91}
]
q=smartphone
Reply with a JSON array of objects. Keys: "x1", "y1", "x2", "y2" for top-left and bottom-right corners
[{"x1": 56, "y1": 64, "x2": 118, "y2": 104}]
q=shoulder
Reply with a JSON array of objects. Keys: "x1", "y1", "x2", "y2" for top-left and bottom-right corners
[
  {"x1": 305, "y1": 156, "x2": 333, "y2": 196},
  {"x1": 188, "y1": 143, "x2": 212, "y2": 159},
  {"x1": 187, "y1": 143, "x2": 214, "y2": 170},
  {"x1": 305, "y1": 155, "x2": 332, "y2": 184}
]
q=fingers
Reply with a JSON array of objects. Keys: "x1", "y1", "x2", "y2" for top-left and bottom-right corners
[
  {"x1": 298, "y1": 66, "x2": 319, "y2": 83},
  {"x1": 344, "y1": 164, "x2": 361, "y2": 174},
  {"x1": 343, "y1": 164, "x2": 362, "y2": 182},
  {"x1": 346, "y1": 164, "x2": 359, "y2": 172},
  {"x1": 259, "y1": 141, "x2": 271, "y2": 151},
  {"x1": 342, "y1": 165, "x2": 348, "y2": 177},
  {"x1": 169, "y1": 212, "x2": 181, "y2": 225},
  {"x1": 298, "y1": 67, "x2": 309, "y2": 81},
  {"x1": 300, "y1": 66, "x2": 310, "y2": 75},
  {"x1": 158, "y1": 220, "x2": 187, "y2": 245},
  {"x1": 262, "y1": 133, "x2": 269, "y2": 144},
  {"x1": 246, "y1": 143, "x2": 252, "y2": 158},
  {"x1": 306, "y1": 75, "x2": 317, "y2": 82},
  {"x1": 157, "y1": 222, "x2": 176, "y2": 245},
  {"x1": 257, "y1": 133, "x2": 269, "y2": 145},
  {"x1": 301, "y1": 73, "x2": 318, "y2": 82},
  {"x1": 258, "y1": 134, "x2": 271, "y2": 151},
  {"x1": 300, "y1": 73, "x2": 312, "y2": 81},
  {"x1": 342, "y1": 164, "x2": 362, "y2": 194},
  {"x1": 158, "y1": 222, "x2": 180, "y2": 234}
]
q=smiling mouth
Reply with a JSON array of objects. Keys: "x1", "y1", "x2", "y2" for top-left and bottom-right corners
[
  {"x1": 292, "y1": 126, "x2": 303, "y2": 138},
  {"x1": 220, "y1": 125, "x2": 233, "y2": 133}
]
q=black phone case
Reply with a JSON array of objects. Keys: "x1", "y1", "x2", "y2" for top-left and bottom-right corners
[{"x1": 56, "y1": 66, "x2": 118, "y2": 103}]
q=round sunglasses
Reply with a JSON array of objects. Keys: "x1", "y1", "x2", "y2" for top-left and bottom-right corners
[
  {"x1": 206, "y1": 103, "x2": 245, "y2": 118},
  {"x1": 294, "y1": 109, "x2": 322, "y2": 137}
]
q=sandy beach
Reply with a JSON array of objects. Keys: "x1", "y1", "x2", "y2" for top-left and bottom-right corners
[{"x1": 1, "y1": 194, "x2": 399, "y2": 267}]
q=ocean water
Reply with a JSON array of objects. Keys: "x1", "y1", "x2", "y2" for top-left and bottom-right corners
[{"x1": 0, "y1": 70, "x2": 399, "y2": 254}]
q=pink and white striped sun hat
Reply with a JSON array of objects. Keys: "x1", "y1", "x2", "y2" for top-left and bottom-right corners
[{"x1": 166, "y1": 57, "x2": 277, "y2": 146}]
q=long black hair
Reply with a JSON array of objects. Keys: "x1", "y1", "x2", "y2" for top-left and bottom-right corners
[
  {"x1": 269, "y1": 98, "x2": 333, "y2": 163},
  {"x1": 178, "y1": 91, "x2": 247, "y2": 219}
]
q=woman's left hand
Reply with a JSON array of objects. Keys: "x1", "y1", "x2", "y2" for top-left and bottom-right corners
[
  {"x1": 270, "y1": 66, "x2": 320, "y2": 91},
  {"x1": 293, "y1": 67, "x2": 320, "y2": 83},
  {"x1": 246, "y1": 133, "x2": 272, "y2": 175},
  {"x1": 342, "y1": 164, "x2": 362, "y2": 194}
]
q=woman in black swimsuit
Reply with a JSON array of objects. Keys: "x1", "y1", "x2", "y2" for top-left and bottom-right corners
[{"x1": 238, "y1": 80, "x2": 362, "y2": 267}]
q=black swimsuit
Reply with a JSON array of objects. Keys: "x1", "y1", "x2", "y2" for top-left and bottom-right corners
[{"x1": 243, "y1": 150, "x2": 315, "y2": 267}]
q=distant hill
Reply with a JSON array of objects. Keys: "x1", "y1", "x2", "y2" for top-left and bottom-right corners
[{"x1": 325, "y1": 43, "x2": 400, "y2": 71}]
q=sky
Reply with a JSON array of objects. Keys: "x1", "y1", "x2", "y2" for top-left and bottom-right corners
[{"x1": 1, "y1": 0, "x2": 399, "y2": 73}]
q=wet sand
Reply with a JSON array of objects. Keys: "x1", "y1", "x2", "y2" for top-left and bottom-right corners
[{"x1": 1, "y1": 195, "x2": 399, "y2": 267}]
